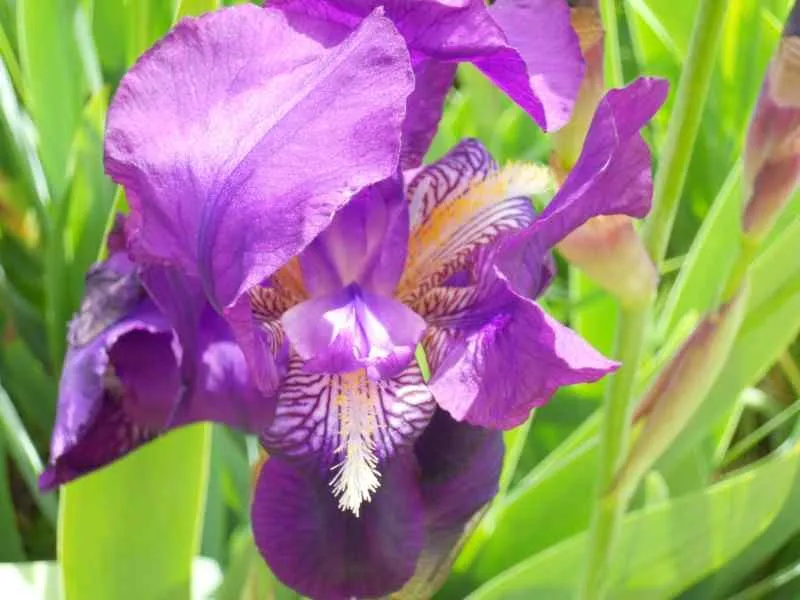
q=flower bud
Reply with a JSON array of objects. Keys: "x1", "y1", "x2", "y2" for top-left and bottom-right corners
[
  {"x1": 550, "y1": 2, "x2": 658, "y2": 307},
  {"x1": 551, "y1": 1, "x2": 605, "y2": 171},
  {"x1": 615, "y1": 281, "x2": 750, "y2": 498},
  {"x1": 742, "y1": 4, "x2": 800, "y2": 241},
  {"x1": 557, "y1": 215, "x2": 658, "y2": 308}
]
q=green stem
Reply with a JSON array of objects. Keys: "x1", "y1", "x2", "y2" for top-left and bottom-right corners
[
  {"x1": 579, "y1": 2, "x2": 728, "y2": 598},
  {"x1": 578, "y1": 307, "x2": 648, "y2": 599},
  {"x1": 600, "y1": 0, "x2": 624, "y2": 88},
  {"x1": 642, "y1": 1, "x2": 729, "y2": 268},
  {"x1": 0, "y1": 377, "x2": 58, "y2": 525}
]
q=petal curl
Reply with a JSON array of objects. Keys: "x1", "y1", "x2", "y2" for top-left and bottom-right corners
[
  {"x1": 41, "y1": 258, "x2": 269, "y2": 489},
  {"x1": 252, "y1": 456, "x2": 424, "y2": 600},
  {"x1": 105, "y1": 5, "x2": 413, "y2": 309}
]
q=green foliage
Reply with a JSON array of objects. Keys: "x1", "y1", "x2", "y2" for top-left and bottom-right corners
[{"x1": 0, "y1": 1, "x2": 798, "y2": 599}]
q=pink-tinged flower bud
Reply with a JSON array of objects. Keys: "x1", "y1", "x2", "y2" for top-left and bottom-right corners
[
  {"x1": 550, "y1": 2, "x2": 659, "y2": 307},
  {"x1": 616, "y1": 282, "x2": 750, "y2": 497},
  {"x1": 743, "y1": 5, "x2": 800, "y2": 240},
  {"x1": 558, "y1": 215, "x2": 658, "y2": 307}
]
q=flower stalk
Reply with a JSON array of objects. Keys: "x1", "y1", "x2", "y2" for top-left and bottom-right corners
[{"x1": 579, "y1": 1, "x2": 729, "y2": 598}]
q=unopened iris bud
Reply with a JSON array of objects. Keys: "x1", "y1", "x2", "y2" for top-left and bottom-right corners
[
  {"x1": 615, "y1": 281, "x2": 750, "y2": 498},
  {"x1": 552, "y1": 0, "x2": 604, "y2": 171},
  {"x1": 558, "y1": 215, "x2": 659, "y2": 308},
  {"x1": 742, "y1": 3, "x2": 800, "y2": 241}
]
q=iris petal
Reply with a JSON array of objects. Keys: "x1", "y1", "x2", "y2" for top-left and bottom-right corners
[
  {"x1": 423, "y1": 278, "x2": 617, "y2": 429},
  {"x1": 252, "y1": 456, "x2": 424, "y2": 600},
  {"x1": 262, "y1": 359, "x2": 433, "y2": 463},
  {"x1": 300, "y1": 178, "x2": 409, "y2": 297},
  {"x1": 282, "y1": 283, "x2": 426, "y2": 378},
  {"x1": 271, "y1": 0, "x2": 584, "y2": 165},
  {"x1": 497, "y1": 77, "x2": 669, "y2": 295},
  {"x1": 398, "y1": 141, "x2": 549, "y2": 305},
  {"x1": 105, "y1": 4, "x2": 413, "y2": 310}
]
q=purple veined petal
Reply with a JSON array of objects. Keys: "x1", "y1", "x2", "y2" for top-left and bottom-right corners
[
  {"x1": 261, "y1": 358, "x2": 434, "y2": 515},
  {"x1": 413, "y1": 409, "x2": 504, "y2": 568},
  {"x1": 424, "y1": 278, "x2": 617, "y2": 429},
  {"x1": 282, "y1": 283, "x2": 426, "y2": 379},
  {"x1": 105, "y1": 4, "x2": 413, "y2": 311},
  {"x1": 397, "y1": 144, "x2": 548, "y2": 307},
  {"x1": 497, "y1": 77, "x2": 668, "y2": 295},
  {"x1": 405, "y1": 139, "x2": 498, "y2": 230},
  {"x1": 252, "y1": 456, "x2": 425, "y2": 600},
  {"x1": 300, "y1": 177, "x2": 409, "y2": 297}
]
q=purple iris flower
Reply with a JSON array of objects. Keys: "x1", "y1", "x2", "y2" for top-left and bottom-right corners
[
  {"x1": 244, "y1": 79, "x2": 667, "y2": 597},
  {"x1": 39, "y1": 218, "x2": 267, "y2": 489},
  {"x1": 51, "y1": 2, "x2": 669, "y2": 597},
  {"x1": 271, "y1": 0, "x2": 586, "y2": 167}
]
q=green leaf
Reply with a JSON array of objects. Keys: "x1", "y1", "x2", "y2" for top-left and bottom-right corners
[
  {"x1": 658, "y1": 162, "x2": 742, "y2": 336},
  {"x1": 661, "y1": 220, "x2": 800, "y2": 468},
  {"x1": 0, "y1": 436, "x2": 25, "y2": 561},
  {"x1": 17, "y1": 0, "x2": 88, "y2": 203},
  {"x1": 124, "y1": 0, "x2": 180, "y2": 65},
  {"x1": 60, "y1": 424, "x2": 211, "y2": 600},
  {"x1": 467, "y1": 445, "x2": 800, "y2": 599},
  {"x1": 64, "y1": 87, "x2": 115, "y2": 308},
  {"x1": 177, "y1": 0, "x2": 222, "y2": 18},
  {"x1": 216, "y1": 527, "x2": 300, "y2": 600}
]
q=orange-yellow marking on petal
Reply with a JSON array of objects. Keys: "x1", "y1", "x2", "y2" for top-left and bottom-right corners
[{"x1": 397, "y1": 162, "x2": 551, "y2": 299}]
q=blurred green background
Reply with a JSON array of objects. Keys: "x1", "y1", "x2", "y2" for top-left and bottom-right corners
[{"x1": 0, "y1": 0, "x2": 799, "y2": 598}]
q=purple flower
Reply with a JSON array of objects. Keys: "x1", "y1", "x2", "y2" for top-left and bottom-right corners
[
  {"x1": 104, "y1": 4, "x2": 414, "y2": 314},
  {"x1": 39, "y1": 219, "x2": 267, "y2": 490},
  {"x1": 271, "y1": 0, "x2": 585, "y2": 166},
  {"x1": 253, "y1": 409, "x2": 504, "y2": 600},
  {"x1": 243, "y1": 78, "x2": 667, "y2": 597}
]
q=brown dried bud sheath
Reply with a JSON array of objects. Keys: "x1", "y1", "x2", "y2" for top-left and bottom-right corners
[{"x1": 743, "y1": 5, "x2": 800, "y2": 240}]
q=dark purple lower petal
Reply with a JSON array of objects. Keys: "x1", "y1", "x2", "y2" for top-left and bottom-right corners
[
  {"x1": 252, "y1": 456, "x2": 424, "y2": 600},
  {"x1": 416, "y1": 408, "x2": 504, "y2": 533},
  {"x1": 39, "y1": 394, "x2": 158, "y2": 491},
  {"x1": 262, "y1": 357, "x2": 434, "y2": 515}
]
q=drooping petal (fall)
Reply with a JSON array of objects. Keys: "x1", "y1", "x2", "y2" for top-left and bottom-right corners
[
  {"x1": 424, "y1": 278, "x2": 617, "y2": 429},
  {"x1": 261, "y1": 358, "x2": 433, "y2": 515},
  {"x1": 105, "y1": 4, "x2": 413, "y2": 310},
  {"x1": 252, "y1": 456, "x2": 425, "y2": 600},
  {"x1": 40, "y1": 255, "x2": 268, "y2": 489}
]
